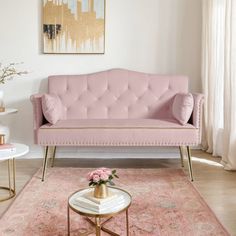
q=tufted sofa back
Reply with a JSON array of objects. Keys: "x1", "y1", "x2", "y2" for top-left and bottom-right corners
[{"x1": 48, "y1": 69, "x2": 189, "y2": 120}]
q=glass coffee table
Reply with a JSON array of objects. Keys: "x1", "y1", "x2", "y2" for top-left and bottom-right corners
[{"x1": 67, "y1": 187, "x2": 132, "y2": 236}]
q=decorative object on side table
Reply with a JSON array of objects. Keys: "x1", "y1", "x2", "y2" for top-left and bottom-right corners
[
  {"x1": 87, "y1": 168, "x2": 119, "y2": 199},
  {"x1": 0, "y1": 134, "x2": 5, "y2": 144},
  {"x1": 0, "y1": 108, "x2": 18, "y2": 143},
  {"x1": 0, "y1": 91, "x2": 4, "y2": 112},
  {"x1": 0, "y1": 62, "x2": 28, "y2": 112}
]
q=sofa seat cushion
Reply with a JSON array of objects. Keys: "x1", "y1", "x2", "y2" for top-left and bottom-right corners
[
  {"x1": 40, "y1": 118, "x2": 195, "y2": 129},
  {"x1": 38, "y1": 119, "x2": 199, "y2": 146}
]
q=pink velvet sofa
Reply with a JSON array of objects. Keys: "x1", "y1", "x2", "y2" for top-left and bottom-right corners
[{"x1": 31, "y1": 69, "x2": 204, "y2": 181}]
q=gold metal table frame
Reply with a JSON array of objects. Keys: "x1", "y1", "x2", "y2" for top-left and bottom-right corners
[
  {"x1": 0, "y1": 158, "x2": 16, "y2": 202},
  {"x1": 67, "y1": 187, "x2": 132, "y2": 236}
]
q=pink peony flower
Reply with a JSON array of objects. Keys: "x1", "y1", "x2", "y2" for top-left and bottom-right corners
[
  {"x1": 87, "y1": 168, "x2": 117, "y2": 185},
  {"x1": 99, "y1": 167, "x2": 112, "y2": 175},
  {"x1": 93, "y1": 174, "x2": 100, "y2": 183},
  {"x1": 87, "y1": 171, "x2": 94, "y2": 181},
  {"x1": 100, "y1": 173, "x2": 109, "y2": 181},
  {"x1": 94, "y1": 169, "x2": 103, "y2": 176}
]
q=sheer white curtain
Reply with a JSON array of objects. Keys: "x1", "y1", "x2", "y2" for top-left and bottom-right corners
[{"x1": 202, "y1": 0, "x2": 236, "y2": 170}]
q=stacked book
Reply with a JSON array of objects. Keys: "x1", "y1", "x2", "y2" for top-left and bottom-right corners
[
  {"x1": 74, "y1": 189, "x2": 125, "y2": 213},
  {"x1": 0, "y1": 143, "x2": 16, "y2": 155}
]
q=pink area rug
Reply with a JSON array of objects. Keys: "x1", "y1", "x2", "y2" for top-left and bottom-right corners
[{"x1": 0, "y1": 168, "x2": 230, "y2": 236}]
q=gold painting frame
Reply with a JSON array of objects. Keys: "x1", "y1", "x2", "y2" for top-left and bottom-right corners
[{"x1": 43, "y1": 0, "x2": 105, "y2": 54}]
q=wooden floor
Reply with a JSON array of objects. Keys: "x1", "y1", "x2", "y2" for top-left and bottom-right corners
[{"x1": 0, "y1": 149, "x2": 236, "y2": 235}]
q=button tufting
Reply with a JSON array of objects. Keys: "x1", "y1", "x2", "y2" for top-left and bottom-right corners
[{"x1": 45, "y1": 73, "x2": 193, "y2": 133}]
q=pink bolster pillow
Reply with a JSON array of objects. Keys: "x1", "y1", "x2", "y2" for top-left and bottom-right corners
[
  {"x1": 42, "y1": 94, "x2": 62, "y2": 124},
  {"x1": 172, "y1": 93, "x2": 194, "y2": 125}
]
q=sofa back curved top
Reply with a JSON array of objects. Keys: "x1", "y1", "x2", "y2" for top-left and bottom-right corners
[{"x1": 48, "y1": 69, "x2": 189, "y2": 120}]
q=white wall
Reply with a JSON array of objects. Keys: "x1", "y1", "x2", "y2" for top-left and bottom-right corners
[{"x1": 0, "y1": 0, "x2": 202, "y2": 155}]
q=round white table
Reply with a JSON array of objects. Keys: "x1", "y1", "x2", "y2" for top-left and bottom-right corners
[
  {"x1": 68, "y1": 187, "x2": 132, "y2": 236},
  {"x1": 0, "y1": 143, "x2": 29, "y2": 201},
  {"x1": 0, "y1": 108, "x2": 18, "y2": 116}
]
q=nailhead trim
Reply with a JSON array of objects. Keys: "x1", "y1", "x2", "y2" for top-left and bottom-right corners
[{"x1": 39, "y1": 141, "x2": 198, "y2": 146}]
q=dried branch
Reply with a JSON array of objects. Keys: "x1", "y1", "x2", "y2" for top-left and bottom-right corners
[{"x1": 0, "y1": 63, "x2": 28, "y2": 84}]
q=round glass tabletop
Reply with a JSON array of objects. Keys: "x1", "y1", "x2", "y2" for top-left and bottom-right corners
[{"x1": 68, "y1": 187, "x2": 132, "y2": 217}]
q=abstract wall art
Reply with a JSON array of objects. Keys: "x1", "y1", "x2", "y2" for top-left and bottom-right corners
[{"x1": 43, "y1": 0, "x2": 105, "y2": 54}]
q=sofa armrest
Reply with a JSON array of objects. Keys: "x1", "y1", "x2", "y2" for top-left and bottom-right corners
[
  {"x1": 191, "y1": 93, "x2": 204, "y2": 128},
  {"x1": 30, "y1": 93, "x2": 46, "y2": 143}
]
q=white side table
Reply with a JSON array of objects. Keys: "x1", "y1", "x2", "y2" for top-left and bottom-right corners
[
  {"x1": 0, "y1": 143, "x2": 29, "y2": 202},
  {"x1": 0, "y1": 108, "x2": 18, "y2": 142}
]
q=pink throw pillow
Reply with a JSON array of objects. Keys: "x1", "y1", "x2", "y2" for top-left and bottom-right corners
[
  {"x1": 172, "y1": 93, "x2": 194, "y2": 125},
  {"x1": 42, "y1": 94, "x2": 62, "y2": 124}
]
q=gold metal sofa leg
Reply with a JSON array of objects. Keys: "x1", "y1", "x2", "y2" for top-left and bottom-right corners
[
  {"x1": 179, "y1": 146, "x2": 184, "y2": 167},
  {"x1": 51, "y1": 146, "x2": 57, "y2": 167},
  {"x1": 186, "y1": 146, "x2": 194, "y2": 181},
  {"x1": 42, "y1": 146, "x2": 49, "y2": 182}
]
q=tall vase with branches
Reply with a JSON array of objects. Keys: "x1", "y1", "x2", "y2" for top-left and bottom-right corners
[{"x1": 0, "y1": 62, "x2": 28, "y2": 111}]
